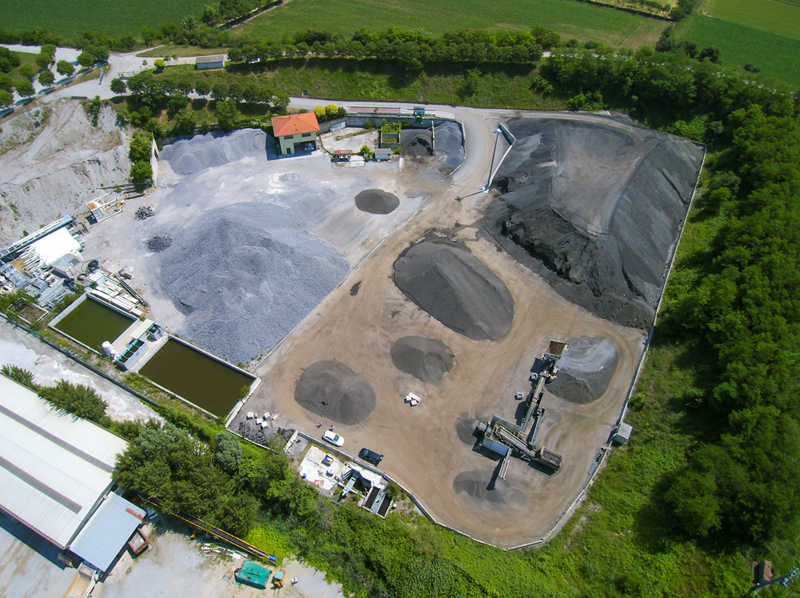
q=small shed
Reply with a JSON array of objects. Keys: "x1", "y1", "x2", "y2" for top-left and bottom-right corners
[
  {"x1": 375, "y1": 148, "x2": 392, "y2": 161},
  {"x1": 195, "y1": 55, "x2": 225, "y2": 70},
  {"x1": 612, "y1": 422, "x2": 633, "y2": 444}
]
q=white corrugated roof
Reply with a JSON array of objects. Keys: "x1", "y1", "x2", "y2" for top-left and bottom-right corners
[
  {"x1": 0, "y1": 376, "x2": 128, "y2": 548},
  {"x1": 29, "y1": 228, "x2": 81, "y2": 266},
  {"x1": 69, "y1": 492, "x2": 145, "y2": 571}
]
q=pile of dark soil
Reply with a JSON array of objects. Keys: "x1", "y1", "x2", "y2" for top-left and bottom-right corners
[
  {"x1": 355, "y1": 189, "x2": 400, "y2": 214},
  {"x1": 548, "y1": 337, "x2": 618, "y2": 404},
  {"x1": 393, "y1": 239, "x2": 514, "y2": 341},
  {"x1": 390, "y1": 336, "x2": 455, "y2": 383},
  {"x1": 294, "y1": 360, "x2": 376, "y2": 425},
  {"x1": 146, "y1": 233, "x2": 172, "y2": 252},
  {"x1": 485, "y1": 117, "x2": 704, "y2": 328}
]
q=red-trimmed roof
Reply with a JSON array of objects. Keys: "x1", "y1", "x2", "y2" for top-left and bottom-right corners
[{"x1": 272, "y1": 112, "x2": 320, "y2": 137}]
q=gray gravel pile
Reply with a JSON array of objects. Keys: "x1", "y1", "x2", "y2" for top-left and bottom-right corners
[
  {"x1": 146, "y1": 233, "x2": 172, "y2": 252},
  {"x1": 433, "y1": 121, "x2": 465, "y2": 173},
  {"x1": 294, "y1": 360, "x2": 376, "y2": 424},
  {"x1": 400, "y1": 123, "x2": 464, "y2": 173},
  {"x1": 401, "y1": 129, "x2": 432, "y2": 158},
  {"x1": 390, "y1": 336, "x2": 455, "y2": 383},
  {"x1": 485, "y1": 117, "x2": 703, "y2": 328},
  {"x1": 548, "y1": 338, "x2": 618, "y2": 404},
  {"x1": 355, "y1": 189, "x2": 399, "y2": 214},
  {"x1": 159, "y1": 203, "x2": 348, "y2": 363},
  {"x1": 159, "y1": 129, "x2": 267, "y2": 175},
  {"x1": 393, "y1": 239, "x2": 514, "y2": 341}
]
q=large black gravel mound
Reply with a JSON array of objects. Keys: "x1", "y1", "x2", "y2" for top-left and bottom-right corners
[
  {"x1": 485, "y1": 117, "x2": 704, "y2": 328},
  {"x1": 294, "y1": 360, "x2": 376, "y2": 425},
  {"x1": 393, "y1": 239, "x2": 514, "y2": 341},
  {"x1": 355, "y1": 189, "x2": 399, "y2": 214},
  {"x1": 390, "y1": 336, "x2": 455, "y2": 383}
]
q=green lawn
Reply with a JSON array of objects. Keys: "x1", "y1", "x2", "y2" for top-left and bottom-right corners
[
  {"x1": 676, "y1": 14, "x2": 800, "y2": 86},
  {"x1": 235, "y1": 0, "x2": 667, "y2": 48},
  {"x1": 0, "y1": 0, "x2": 208, "y2": 37},
  {"x1": 703, "y1": 0, "x2": 800, "y2": 39}
]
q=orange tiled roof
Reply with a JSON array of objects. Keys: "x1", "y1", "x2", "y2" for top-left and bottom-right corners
[{"x1": 272, "y1": 112, "x2": 320, "y2": 137}]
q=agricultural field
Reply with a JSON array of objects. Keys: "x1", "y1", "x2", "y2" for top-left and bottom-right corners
[
  {"x1": 236, "y1": 0, "x2": 667, "y2": 48},
  {"x1": 675, "y1": 14, "x2": 800, "y2": 86},
  {"x1": 0, "y1": 0, "x2": 208, "y2": 37},
  {"x1": 701, "y1": 0, "x2": 800, "y2": 39}
]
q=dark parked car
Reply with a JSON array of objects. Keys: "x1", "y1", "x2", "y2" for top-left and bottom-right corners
[{"x1": 358, "y1": 448, "x2": 383, "y2": 465}]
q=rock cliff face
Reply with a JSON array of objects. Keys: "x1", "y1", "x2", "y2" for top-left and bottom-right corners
[{"x1": 485, "y1": 117, "x2": 704, "y2": 328}]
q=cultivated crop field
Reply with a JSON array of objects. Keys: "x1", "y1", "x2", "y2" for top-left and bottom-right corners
[
  {"x1": 236, "y1": 0, "x2": 667, "y2": 47},
  {"x1": 702, "y1": 0, "x2": 800, "y2": 39},
  {"x1": 0, "y1": 0, "x2": 209, "y2": 37},
  {"x1": 675, "y1": 15, "x2": 800, "y2": 86}
]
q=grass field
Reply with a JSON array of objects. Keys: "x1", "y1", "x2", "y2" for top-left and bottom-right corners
[
  {"x1": 235, "y1": 0, "x2": 667, "y2": 48},
  {"x1": 702, "y1": 0, "x2": 800, "y2": 39},
  {"x1": 0, "y1": 0, "x2": 208, "y2": 37},
  {"x1": 676, "y1": 14, "x2": 800, "y2": 86}
]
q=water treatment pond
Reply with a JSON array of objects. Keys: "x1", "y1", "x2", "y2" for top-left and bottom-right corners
[
  {"x1": 52, "y1": 297, "x2": 135, "y2": 351},
  {"x1": 139, "y1": 338, "x2": 254, "y2": 417}
]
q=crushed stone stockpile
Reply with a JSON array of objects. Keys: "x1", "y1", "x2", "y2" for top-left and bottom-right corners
[
  {"x1": 294, "y1": 360, "x2": 376, "y2": 425},
  {"x1": 146, "y1": 233, "x2": 172, "y2": 252},
  {"x1": 486, "y1": 117, "x2": 704, "y2": 328},
  {"x1": 400, "y1": 122, "x2": 464, "y2": 173},
  {"x1": 355, "y1": 189, "x2": 400, "y2": 214},
  {"x1": 160, "y1": 203, "x2": 348, "y2": 364},
  {"x1": 390, "y1": 336, "x2": 455, "y2": 384},
  {"x1": 548, "y1": 337, "x2": 618, "y2": 404},
  {"x1": 393, "y1": 239, "x2": 514, "y2": 341},
  {"x1": 159, "y1": 129, "x2": 267, "y2": 175}
]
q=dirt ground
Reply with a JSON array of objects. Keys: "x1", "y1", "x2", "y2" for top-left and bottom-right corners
[{"x1": 237, "y1": 108, "x2": 646, "y2": 547}]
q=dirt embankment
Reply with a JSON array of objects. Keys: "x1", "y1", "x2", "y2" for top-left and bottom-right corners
[{"x1": 484, "y1": 117, "x2": 704, "y2": 328}]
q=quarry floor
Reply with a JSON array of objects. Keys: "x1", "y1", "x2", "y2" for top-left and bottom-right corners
[
  {"x1": 2, "y1": 95, "x2": 651, "y2": 547},
  {"x1": 235, "y1": 105, "x2": 647, "y2": 547}
]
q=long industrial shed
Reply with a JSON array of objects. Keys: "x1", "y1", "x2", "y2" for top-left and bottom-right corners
[{"x1": 0, "y1": 375, "x2": 144, "y2": 572}]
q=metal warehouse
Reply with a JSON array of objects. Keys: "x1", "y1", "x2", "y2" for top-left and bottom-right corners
[{"x1": 0, "y1": 375, "x2": 144, "y2": 571}]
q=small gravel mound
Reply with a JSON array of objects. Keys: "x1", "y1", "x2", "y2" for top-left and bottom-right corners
[
  {"x1": 294, "y1": 360, "x2": 376, "y2": 425},
  {"x1": 548, "y1": 338, "x2": 618, "y2": 404},
  {"x1": 390, "y1": 336, "x2": 455, "y2": 384},
  {"x1": 135, "y1": 206, "x2": 154, "y2": 220},
  {"x1": 146, "y1": 233, "x2": 172, "y2": 252},
  {"x1": 159, "y1": 129, "x2": 267, "y2": 175},
  {"x1": 393, "y1": 239, "x2": 514, "y2": 341},
  {"x1": 355, "y1": 189, "x2": 400, "y2": 214}
]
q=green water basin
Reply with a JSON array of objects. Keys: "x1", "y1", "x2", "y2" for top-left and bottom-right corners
[
  {"x1": 139, "y1": 338, "x2": 254, "y2": 417},
  {"x1": 52, "y1": 296, "x2": 135, "y2": 351}
]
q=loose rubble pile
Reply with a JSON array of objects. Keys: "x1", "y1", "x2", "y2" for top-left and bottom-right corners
[
  {"x1": 145, "y1": 233, "x2": 172, "y2": 252},
  {"x1": 135, "y1": 206, "x2": 154, "y2": 220}
]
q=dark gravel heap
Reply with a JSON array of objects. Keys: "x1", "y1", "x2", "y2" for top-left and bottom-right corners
[
  {"x1": 145, "y1": 233, "x2": 172, "y2": 252},
  {"x1": 355, "y1": 189, "x2": 400, "y2": 214},
  {"x1": 393, "y1": 239, "x2": 514, "y2": 341},
  {"x1": 390, "y1": 336, "x2": 455, "y2": 383},
  {"x1": 485, "y1": 117, "x2": 704, "y2": 328},
  {"x1": 548, "y1": 337, "x2": 618, "y2": 404},
  {"x1": 294, "y1": 360, "x2": 376, "y2": 425},
  {"x1": 135, "y1": 206, "x2": 154, "y2": 220}
]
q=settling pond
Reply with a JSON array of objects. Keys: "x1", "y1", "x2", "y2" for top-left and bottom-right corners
[
  {"x1": 139, "y1": 338, "x2": 255, "y2": 417},
  {"x1": 51, "y1": 296, "x2": 135, "y2": 352}
]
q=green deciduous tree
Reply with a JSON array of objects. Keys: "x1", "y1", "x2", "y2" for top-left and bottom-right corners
[
  {"x1": 110, "y1": 77, "x2": 127, "y2": 94},
  {"x1": 38, "y1": 69, "x2": 54, "y2": 87},
  {"x1": 0, "y1": 90, "x2": 13, "y2": 108},
  {"x1": 215, "y1": 98, "x2": 239, "y2": 131},
  {"x1": 18, "y1": 63, "x2": 36, "y2": 80},
  {"x1": 173, "y1": 107, "x2": 197, "y2": 136},
  {"x1": 77, "y1": 51, "x2": 94, "y2": 68},
  {"x1": 130, "y1": 160, "x2": 153, "y2": 187},
  {"x1": 56, "y1": 60, "x2": 74, "y2": 77},
  {"x1": 214, "y1": 432, "x2": 243, "y2": 474},
  {"x1": 14, "y1": 79, "x2": 34, "y2": 97}
]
